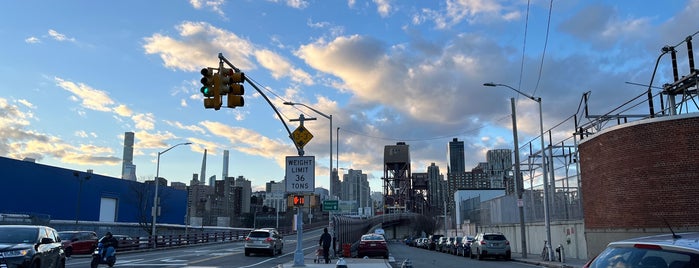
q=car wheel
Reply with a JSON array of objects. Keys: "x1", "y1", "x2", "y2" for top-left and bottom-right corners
[
  {"x1": 58, "y1": 258, "x2": 66, "y2": 268},
  {"x1": 505, "y1": 251, "x2": 511, "y2": 261},
  {"x1": 383, "y1": 254, "x2": 389, "y2": 259},
  {"x1": 477, "y1": 250, "x2": 484, "y2": 260},
  {"x1": 470, "y1": 250, "x2": 475, "y2": 259},
  {"x1": 244, "y1": 250, "x2": 250, "y2": 256},
  {"x1": 64, "y1": 247, "x2": 73, "y2": 257}
]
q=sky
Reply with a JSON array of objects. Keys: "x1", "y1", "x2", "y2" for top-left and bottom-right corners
[{"x1": 1, "y1": 0, "x2": 697, "y2": 193}]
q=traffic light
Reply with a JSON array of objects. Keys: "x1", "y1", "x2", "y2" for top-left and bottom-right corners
[
  {"x1": 220, "y1": 68, "x2": 245, "y2": 108},
  {"x1": 293, "y1": 195, "x2": 305, "y2": 206},
  {"x1": 200, "y1": 67, "x2": 222, "y2": 110}
]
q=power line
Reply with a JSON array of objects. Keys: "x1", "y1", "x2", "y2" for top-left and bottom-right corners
[{"x1": 532, "y1": 0, "x2": 554, "y2": 96}]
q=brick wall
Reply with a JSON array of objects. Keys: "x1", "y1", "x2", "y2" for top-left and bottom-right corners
[{"x1": 579, "y1": 115, "x2": 699, "y2": 229}]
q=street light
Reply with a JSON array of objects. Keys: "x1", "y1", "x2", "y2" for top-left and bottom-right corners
[
  {"x1": 483, "y1": 82, "x2": 551, "y2": 260},
  {"x1": 152, "y1": 142, "x2": 192, "y2": 249}
]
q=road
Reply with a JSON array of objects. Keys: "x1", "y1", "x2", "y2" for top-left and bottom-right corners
[
  {"x1": 389, "y1": 242, "x2": 541, "y2": 268},
  {"x1": 65, "y1": 229, "x2": 326, "y2": 268},
  {"x1": 65, "y1": 229, "x2": 541, "y2": 268}
]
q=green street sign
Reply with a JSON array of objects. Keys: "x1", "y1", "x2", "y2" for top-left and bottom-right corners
[{"x1": 322, "y1": 200, "x2": 339, "y2": 211}]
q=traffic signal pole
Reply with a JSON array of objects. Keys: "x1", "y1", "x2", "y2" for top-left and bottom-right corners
[{"x1": 216, "y1": 53, "x2": 302, "y2": 156}]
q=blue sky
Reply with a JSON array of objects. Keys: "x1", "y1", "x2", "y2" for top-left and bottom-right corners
[{"x1": 1, "y1": 0, "x2": 697, "y2": 192}]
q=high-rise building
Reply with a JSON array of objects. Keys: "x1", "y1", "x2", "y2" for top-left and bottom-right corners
[
  {"x1": 342, "y1": 169, "x2": 369, "y2": 211},
  {"x1": 235, "y1": 176, "x2": 252, "y2": 214},
  {"x1": 447, "y1": 138, "x2": 465, "y2": 174},
  {"x1": 446, "y1": 138, "x2": 466, "y2": 218},
  {"x1": 427, "y1": 163, "x2": 445, "y2": 214},
  {"x1": 121, "y1": 132, "x2": 136, "y2": 181},
  {"x1": 222, "y1": 150, "x2": 229, "y2": 180},
  {"x1": 200, "y1": 149, "x2": 207, "y2": 185}
]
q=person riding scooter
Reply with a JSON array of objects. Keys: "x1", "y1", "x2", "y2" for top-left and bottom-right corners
[{"x1": 91, "y1": 232, "x2": 118, "y2": 268}]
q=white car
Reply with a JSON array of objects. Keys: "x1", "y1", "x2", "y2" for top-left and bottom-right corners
[{"x1": 244, "y1": 229, "x2": 284, "y2": 256}]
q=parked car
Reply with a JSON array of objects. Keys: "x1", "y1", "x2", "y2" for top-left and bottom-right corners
[
  {"x1": 456, "y1": 236, "x2": 472, "y2": 257},
  {"x1": 583, "y1": 232, "x2": 699, "y2": 268},
  {"x1": 0, "y1": 225, "x2": 66, "y2": 268},
  {"x1": 244, "y1": 228, "x2": 284, "y2": 256},
  {"x1": 357, "y1": 233, "x2": 389, "y2": 259},
  {"x1": 112, "y1": 234, "x2": 138, "y2": 250},
  {"x1": 437, "y1": 237, "x2": 449, "y2": 252},
  {"x1": 470, "y1": 232, "x2": 511, "y2": 260},
  {"x1": 58, "y1": 230, "x2": 98, "y2": 257},
  {"x1": 428, "y1": 234, "x2": 443, "y2": 250},
  {"x1": 420, "y1": 238, "x2": 430, "y2": 249}
]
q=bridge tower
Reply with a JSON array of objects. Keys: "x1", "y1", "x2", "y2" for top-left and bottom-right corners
[{"x1": 383, "y1": 142, "x2": 414, "y2": 213}]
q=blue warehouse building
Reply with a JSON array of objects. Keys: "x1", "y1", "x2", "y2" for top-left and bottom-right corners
[{"x1": 0, "y1": 156, "x2": 187, "y2": 225}]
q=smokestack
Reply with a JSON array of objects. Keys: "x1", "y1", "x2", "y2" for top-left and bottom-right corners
[
  {"x1": 121, "y1": 132, "x2": 136, "y2": 180},
  {"x1": 223, "y1": 150, "x2": 229, "y2": 179},
  {"x1": 200, "y1": 149, "x2": 207, "y2": 185}
]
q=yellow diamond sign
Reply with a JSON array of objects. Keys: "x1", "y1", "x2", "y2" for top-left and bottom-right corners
[{"x1": 292, "y1": 125, "x2": 314, "y2": 148}]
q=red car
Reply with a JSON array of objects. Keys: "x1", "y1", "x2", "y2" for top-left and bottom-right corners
[
  {"x1": 357, "y1": 233, "x2": 389, "y2": 259},
  {"x1": 58, "y1": 231, "x2": 98, "y2": 257}
]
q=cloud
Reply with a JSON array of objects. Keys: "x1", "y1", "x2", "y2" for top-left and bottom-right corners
[
  {"x1": 113, "y1": 104, "x2": 133, "y2": 117},
  {"x1": 133, "y1": 130, "x2": 177, "y2": 150},
  {"x1": 0, "y1": 98, "x2": 119, "y2": 166},
  {"x1": 417, "y1": 0, "x2": 514, "y2": 28},
  {"x1": 268, "y1": 0, "x2": 309, "y2": 9},
  {"x1": 255, "y1": 49, "x2": 314, "y2": 85},
  {"x1": 189, "y1": 0, "x2": 226, "y2": 17},
  {"x1": 25, "y1": 37, "x2": 40, "y2": 44},
  {"x1": 200, "y1": 121, "x2": 296, "y2": 168},
  {"x1": 143, "y1": 21, "x2": 256, "y2": 72},
  {"x1": 132, "y1": 113, "x2": 155, "y2": 130},
  {"x1": 373, "y1": 0, "x2": 392, "y2": 17},
  {"x1": 559, "y1": 3, "x2": 651, "y2": 49},
  {"x1": 54, "y1": 77, "x2": 115, "y2": 112},
  {"x1": 48, "y1": 29, "x2": 76, "y2": 42},
  {"x1": 164, "y1": 120, "x2": 206, "y2": 135}
]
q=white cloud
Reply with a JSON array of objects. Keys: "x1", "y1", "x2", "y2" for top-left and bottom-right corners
[
  {"x1": 143, "y1": 21, "x2": 256, "y2": 72},
  {"x1": 54, "y1": 77, "x2": 114, "y2": 112},
  {"x1": 132, "y1": 113, "x2": 155, "y2": 130},
  {"x1": 25, "y1": 37, "x2": 40, "y2": 44},
  {"x1": 189, "y1": 0, "x2": 226, "y2": 17},
  {"x1": 373, "y1": 0, "x2": 392, "y2": 17},
  {"x1": 48, "y1": 29, "x2": 76, "y2": 42}
]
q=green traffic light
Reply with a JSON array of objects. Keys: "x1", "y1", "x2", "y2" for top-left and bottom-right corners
[{"x1": 201, "y1": 86, "x2": 214, "y2": 97}]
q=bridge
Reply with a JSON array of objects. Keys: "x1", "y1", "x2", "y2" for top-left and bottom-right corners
[{"x1": 331, "y1": 212, "x2": 432, "y2": 249}]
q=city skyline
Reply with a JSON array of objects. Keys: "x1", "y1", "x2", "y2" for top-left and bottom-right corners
[{"x1": 1, "y1": 1, "x2": 696, "y2": 191}]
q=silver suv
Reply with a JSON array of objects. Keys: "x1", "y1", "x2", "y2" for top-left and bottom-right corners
[
  {"x1": 470, "y1": 232, "x2": 511, "y2": 260},
  {"x1": 244, "y1": 228, "x2": 284, "y2": 256},
  {"x1": 583, "y1": 232, "x2": 699, "y2": 268}
]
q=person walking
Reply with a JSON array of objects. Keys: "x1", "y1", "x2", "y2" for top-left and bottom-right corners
[{"x1": 319, "y1": 228, "x2": 332, "y2": 264}]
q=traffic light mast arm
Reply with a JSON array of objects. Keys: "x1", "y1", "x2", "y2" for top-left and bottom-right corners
[{"x1": 217, "y1": 53, "x2": 302, "y2": 156}]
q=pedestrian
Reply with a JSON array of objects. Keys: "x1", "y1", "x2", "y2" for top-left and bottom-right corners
[{"x1": 319, "y1": 227, "x2": 332, "y2": 264}]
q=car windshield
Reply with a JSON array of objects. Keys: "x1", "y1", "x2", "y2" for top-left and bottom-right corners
[
  {"x1": 248, "y1": 231, "x2": 270, "y2": 238},
  {"x1": 57, "y1": 232, "x2": 75, "y2": 240},
  {"x1": 362, "y1": 235, "x2": 384, "y2": 241},
  {"x1": 588, "y1": 246, "x2": 699, "y2": 268},
  {"x1": 484, "y1": 235, "x2": 506, "y2": 240},
  {"x1": 0, "y1": 227, "x2": 38, "y2": 244}
]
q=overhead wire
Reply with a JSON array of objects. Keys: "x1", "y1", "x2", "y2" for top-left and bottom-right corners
[{"x1": 532, "y1": 0, "x2": 554, "y2": 96}]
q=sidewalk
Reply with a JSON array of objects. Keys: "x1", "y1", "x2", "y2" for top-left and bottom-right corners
[{"x1": 512, "y1": 255, "x2": 588, "y2": 268}]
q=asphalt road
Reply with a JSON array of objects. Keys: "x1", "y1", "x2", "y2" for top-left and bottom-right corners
[{"x1": 65, "y1": 230, "x2": 544, "y2": 268}]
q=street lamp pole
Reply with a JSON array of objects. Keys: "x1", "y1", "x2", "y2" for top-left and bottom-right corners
[
  {"x1": 484, "y1": 82, "x2": 549, "y2": 260},
  {"x1": 152, "y1": 142, "x2": 192, "y2": 249}
]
